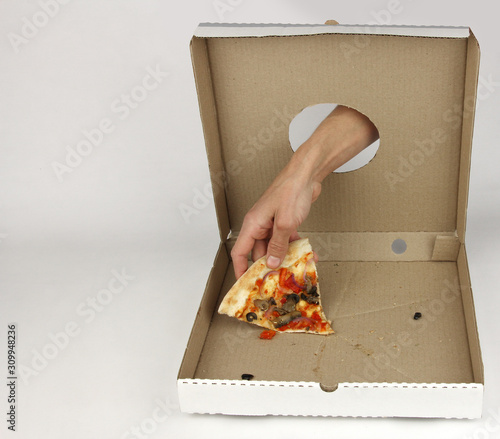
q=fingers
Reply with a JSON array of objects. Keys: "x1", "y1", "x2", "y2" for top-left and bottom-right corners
[
  {"x1": 251, "y1": 239, "x2": 268, "y2": 262},
  {"x1": 289, "y1": 230, "x2": 301, "y2": 242},
  {"x1": 231, "y1": 231, "x2": 256, "y2": 280},
  {"x1": 266, "y1": 216, "x2": 296, "y2": 269},
  {"x1": 232, "y1": 208, "x2": 303, "y2": 277},
  {"x1": 233, "y1": 222, "x2": 304, "y2": 276},
  {"x1": 252, "y1": 232, "x2": 301, "y2": 263},
  {"x1": 232, "y1": 208, "x2": 273, "y2": 279}
]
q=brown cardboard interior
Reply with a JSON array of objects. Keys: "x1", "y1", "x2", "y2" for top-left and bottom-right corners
[
  {"x1": 179, "y1": 27, "x2": 483, "y2": 391},
  {"x1": 197, "y1": 33, "x2": 474, "y2": 237},
  {"x1": 179, "y1": 244, "x2": 482, "y2": 386}
]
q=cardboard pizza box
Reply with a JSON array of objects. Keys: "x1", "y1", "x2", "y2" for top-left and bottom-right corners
[{"x1": 178, "y1": 23, "x2": 483, "y2": 418}]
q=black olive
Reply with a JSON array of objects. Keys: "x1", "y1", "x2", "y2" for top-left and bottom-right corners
[
  {"x1": 269, "y1": 297, "x2": 276, "y2": 306},
  {"x1": 413, "y1": 312, "x2": 422, "y2": 320},
  {"x1": 241, "y1": 374, "x2": 254, "y2": 381},
  {"x1": 300, "y1": 293, "x2": 308, "y2": 301},
  {"x1": 246, "y1": 312, "x2": 257, "y2": 322},
  {"x1": 308, "y1": 286, "x2": 318, "y2": 297},
  {"x1": 290, "y1": 293, "x2": 300, "y2": 303}
]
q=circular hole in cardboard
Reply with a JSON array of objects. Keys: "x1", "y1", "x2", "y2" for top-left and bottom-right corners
[
  {"x1": 391, "y1": 238, "x2": 407, "y2": 254},
  {"x1": 289, "y1": 103, "x2": 380, "y2": 173}
]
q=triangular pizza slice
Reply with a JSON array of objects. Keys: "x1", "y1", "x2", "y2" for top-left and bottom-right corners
[{"x1": 219, "y1": 238, "x2": 333, "y2": 336}]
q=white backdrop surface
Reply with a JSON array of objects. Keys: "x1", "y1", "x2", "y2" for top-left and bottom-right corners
[{"x1": 0, "y1": 1, "x2": 499, "y2": 438}]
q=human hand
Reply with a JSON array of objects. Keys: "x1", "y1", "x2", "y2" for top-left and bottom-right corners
[
  {"x1": 231, "y1": 105, "x2": 379, "y2": 279},
  {"x1": 231, "y1": 160, "x2": 322, "y2": 279}
]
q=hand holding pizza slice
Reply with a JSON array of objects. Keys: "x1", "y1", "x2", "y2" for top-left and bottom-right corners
[{"x1": 219, "y1": 239, "x2": 333, "y2": 336}]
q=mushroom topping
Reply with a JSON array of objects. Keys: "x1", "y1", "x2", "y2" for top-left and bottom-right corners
[
  {"x1": 253, "y1": 299, "x2": 270, "y2": 311},
  {"x1": 271, "y1": 310, "x2": 302, "y2": 328},
  {"x1": 274, "y1": 307, "x2": 288, "y2": 316},
  {"x1": 254, "y1": 297, "x2": 277, "y2": 312},
  {"x1": 282, "y1": 295, "x2": 299, "y2": 313}
]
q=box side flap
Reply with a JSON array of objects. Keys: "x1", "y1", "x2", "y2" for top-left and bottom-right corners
[
  {"x1": 190, "y1": 37, "x2": 230, "y2": 242},
  {"x1": 227, "y1": 231, "x2": 459, "y2": 261},
  {"x1": 177, "y1": 243, "x2": 228, "y2": 380},
  {"x1": 457, "y1": 244, "x2": 484, "y2": 384},
  {"x1": 195, "y1": 23, "x2": 470, "y2": 39},
  {"x1": 457, "y1": 31, "x2": 480, "y2": 242},
  {"x1": 430, "y1": 234, "x2": 460, "y2": 261},
  {"x1": 203, "y1": 33, "x2": 468, "y2": 234},
  {"x1": 178, "y1": 379, "x2": 483, "y2": 418}
]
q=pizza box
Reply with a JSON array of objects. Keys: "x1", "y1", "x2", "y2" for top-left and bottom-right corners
[{"x1": 178, "y1": 22, "x2": 483, "y2": 418}]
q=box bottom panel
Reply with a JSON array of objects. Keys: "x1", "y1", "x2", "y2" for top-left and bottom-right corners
[{"x1": 194, "y1": 261, "x2": 474, "y2": 385}]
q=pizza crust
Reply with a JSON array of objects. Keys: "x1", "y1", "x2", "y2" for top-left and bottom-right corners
[
  {"x1": 218, "y1": 259, "x2": 266, "y2": 316},
  {"x1": 219, "y1": 239, "x2": 311, "y2": 316},
  {"x1": 219, "y1": 238, "x2": 333, "y2": 335}
]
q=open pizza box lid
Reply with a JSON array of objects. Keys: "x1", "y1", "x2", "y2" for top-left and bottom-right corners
[{"x1": 178, "y1": 23, "x2": 483, "y2": 418}]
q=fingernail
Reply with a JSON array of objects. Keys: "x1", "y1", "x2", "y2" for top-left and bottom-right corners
[{"x1": 267, "y1": 256, "x2": 281, "y2": 268}]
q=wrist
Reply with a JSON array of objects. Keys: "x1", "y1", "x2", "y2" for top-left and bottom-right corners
[
  {"x1": 288, "y1": 136, "x2": 336, "y2": 185},
  {"x1": 287, "y1": 104, "x2": 380, "y2": 185}
]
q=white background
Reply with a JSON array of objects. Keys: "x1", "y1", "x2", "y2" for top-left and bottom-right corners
[{"x1": 0, "y1": 0, "x2": 499, "y2": 438}]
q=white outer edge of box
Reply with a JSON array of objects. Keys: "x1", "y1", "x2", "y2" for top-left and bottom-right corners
[
  {"x1": 177, "y1": 379, "x2": 483, "y2": 418},
  {"x1": 194, "y1": 23, "x2": 470, "y2": 39}
]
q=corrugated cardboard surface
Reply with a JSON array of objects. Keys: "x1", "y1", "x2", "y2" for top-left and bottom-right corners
[
  {"x1": 203, "y1": 34, "x2": 467, "y2": 234},
  {"x1": 192, "y1": 259, "x2": 473, "y2": 385},
  {"x1": 457, "y1": 32, "x2": 480, "y2": 241},
  {"x1": 227, "y1": 231, "x2": 460, "y2": 261},
  {"x1": 195, "y1": 23, "x2": 470, "y2": 39},
  {"x1": 180, "y1": 26, "x2": 483, "y2": 417}
]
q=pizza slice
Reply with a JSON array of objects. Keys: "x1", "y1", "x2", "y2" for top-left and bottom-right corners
[{"x1": 219, "y1": 238, "x2": 333, "y2": 336}]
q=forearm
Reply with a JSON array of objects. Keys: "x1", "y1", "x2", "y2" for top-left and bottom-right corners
[
  {"x1": 286, "y1": 105, "x2": 379, "y2": 184},
  {"x1": 231, "y1": 105, "x2": 379, "y2": 278}
]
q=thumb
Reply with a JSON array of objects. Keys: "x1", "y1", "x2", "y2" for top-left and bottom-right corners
[{"x1": 266, "y1": 219, "x2": 294, "y2": 269}]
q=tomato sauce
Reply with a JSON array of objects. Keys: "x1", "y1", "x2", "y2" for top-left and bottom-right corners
[{"x1": 259, "y1": 330, "x2": 276, "y2": 340}]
